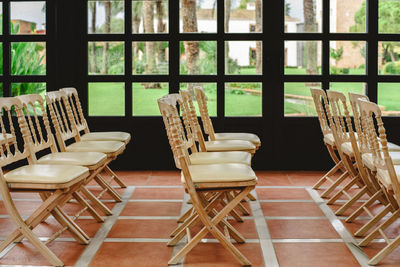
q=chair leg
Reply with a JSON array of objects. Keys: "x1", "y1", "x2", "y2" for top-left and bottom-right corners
[
  {"x1": 335, "y1": 186, "x2": 369, "y2": 216},
  {"x1": 81, "y1": 186, "x2": 113, "y2": 216},
  {"x1": 320, "y1": 171, "x2": 349, "y2": 198},
  {"x1": 327, "y1": 175, "x2": 359, "y2": 205},
  {"x1": 313, "y1": 160, "x2": 343, "y2": 190},
  {"x1": 177, "y1": 207, "x2": 192, "y2": 223},
  {"x1": 169, "y1": 186, "x2": 254, "y2": 266},
  {"x1": 369, "y1": 234, "x2": 400, "y2": 265},
  {"x1": 72, "y1": 191, "x2": 104, "y2": 222},
  {"x1": 355, "y1": 205, "x2": 393, "y2": 238},
  {"x1": 94, "y1": 174, "x2": 122, "y2": 202},
  {"x1": 359, "y1": 209, "x2": 400, "y2": 246},
  {"x1": 346, "y1": 189, "x2": 383, "y2": 223},
  {"x1": 104, "y1": 165, "x2": 127, "y2": 188}
]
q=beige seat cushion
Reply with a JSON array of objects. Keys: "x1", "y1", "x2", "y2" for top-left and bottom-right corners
[
  {"x1": 205, "y1": 140, "x2": 255, "y2": 152},
  {"x1": 362, "y1": 152, "x2": 400, "y2": 171},
  {"x1": 376, "y1": 165, "x2": 400, "y2": 189},
  {"x1": 38, "y1": 152, "x2": 107, "y2": 167},
  {"x1": 323, "y1": 133, "x2": 335, "y2": 146},
  {"x1": 341, "y1": 140, "x2": 400, "y2": 158},
  {"x1": 181, "y1": 163, "x2": 257, "y2": 183},
  {"x1": 4, "y1": 164, "x2": 88, "y2": 184},
  {"x1": 190, "y1": 151, "x2": 251, "y2": 166},
  {"x1": 81, "y1": 132, "x2": 131, "y2": 143},
  {"x1": 214, "y1": 133, "x2": 260, "y2": 146},
  {"x1": 66, "y1": 141, "x2": 125, "y2": 154}
]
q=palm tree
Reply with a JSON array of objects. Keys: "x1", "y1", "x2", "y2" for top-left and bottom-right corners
[
  {"x1": 142, "y1": 1, "x2": 161, "y2": 88},
  {"x1": 101, "y1": 0, "x2": 111, "y2": 74},
  {"x1": 132, "y1": 1, "x2": 142, "y2": 74},
  {"x1": 303, "y1": 0, "x2": 317, "y2": 74},
  {"x1": 89, "y1": 2, "x2": 97, "y2": 73}
]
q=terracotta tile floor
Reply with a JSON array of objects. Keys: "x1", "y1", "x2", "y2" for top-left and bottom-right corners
[{"x1": 0, "y1": 170, "x2": 398, "y2": 266}]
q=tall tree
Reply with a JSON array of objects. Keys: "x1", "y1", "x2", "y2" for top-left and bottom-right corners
[
  {"x1": 132, "y1": 2, "x2": 142, "y2": 74},
  {"x1": 143, "y1": 1, "x2": 161, "y2": 88},
  {"x1": 303, "y1": 0, "x2": 317, "y2": 74},
  {"x1": 156, "y1": 0, "x2": 165, "y2": 64},
  {"x1": 255, "y1": 0, "x2": 262, "y2": 74},
  {"x1": 182, "y1": 0, "x2": 200, "y2": 93},
  {"x1": 225, "y1": 0, "x2": 231, "y2": 73},
  {"x1": 101, "y1": 0, "x2": 111, "y2": 74},
  {"x1": 90, "y1": 2, "x2": 97, "y2": 73}
]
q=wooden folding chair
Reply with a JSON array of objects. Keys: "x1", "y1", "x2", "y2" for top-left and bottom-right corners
[
  {"x1": 60, "y1": 87, "x2": 130, "y2": 189},
  {"x1": 326, "y1": 90, "x2": 379, "y2": 216},
  {"x1": 310, "y1": 88, "x2": 352, "y2": 198},
  {"x1": 0, "y1": 97, "x2": 90, "y2": 266},
  {"x1": 194, "y1": 86, "x2": 261, "y2": 149},
  {"x1": 158, "y1": 94, "x2": 252, "y2": 226},
  {"x1": 344, "y1": 92, "x2": 400, "y2": 236},
  {"x1": 356, "y1": 99, "x2": 400, "y2": 265},
  {"x1": 180, "y1": 90, "x2": 256, "y2": 155},
  {"x1": 45, "y1": 91, "x2": 126, "y2": 202},
  {"x1": 16, "y1": 94, "x2": 112, "y2": 219},
  {"x1": 158, "y1": 97, "x2": 257, "y2": 266}
]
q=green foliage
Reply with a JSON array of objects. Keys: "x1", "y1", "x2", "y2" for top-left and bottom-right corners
[
  {"x1": 384, "y1": 61, "x2": 400, "y2": 74},
  {"x1": 330, "y1": 46, "x2": 343, "y2": 62},
  {"x1": 89, "y1": 42, "x2": 124, "y2": 74},
  {"x1": 349, "y1": 1, "x2": 366, "y2": 33},
  {"x1": 284, "y1": 1, "x2": 291, "y2": 16},
  {"x1": 227, "y1": 58, "x2": 240, "y2": 74}
]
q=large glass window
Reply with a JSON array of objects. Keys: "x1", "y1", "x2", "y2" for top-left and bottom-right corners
[{"x1": 87, "y1": 0, "x2": 263, "y2": 117}]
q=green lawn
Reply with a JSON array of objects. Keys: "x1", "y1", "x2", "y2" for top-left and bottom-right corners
[{"x1": 87, "y1": 68, "x2": 400, "y2": 117}]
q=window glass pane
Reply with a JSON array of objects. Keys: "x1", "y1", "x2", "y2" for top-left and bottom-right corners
[
  {"x1": 11, "y1": 82, "x2": 46, "y2": 96},
  {"x1": 284, "y1": 82, "x2": 321, "y2": 116},
  {"x1": 284, "y1": 41, "x2": 321, "y2": 75},
  {"x1": 0, "y1": 43, "x2": 3, "y2": 75},
  {"x1": 180, "y1": 41, "x2": 217, "y2": 75},
  {"x1": 133, "y1": 41, "x2": 168, "y2": 74},
  {"x1": 226, "y1": 0, "x2": 262, "y2": 33},
  {"x1": 180, "y1": 0, "x2": 216, "y2": 33},
  {"x1": 379, "y1": 0, "x2": 400, "y2": 34},
  {"x1": 11, "y1": 1, "x2": 45, "y2": 34},
  {"x1": 133, "y1": 0, "x2": 168, "y2": 33},
  {"x1": 284, "y1": 0, "x2": 321, "y2": 33},
  {"x1": 0, "y1": 4, "x2": 3, "y2": 35},
  {"x1": 0, "y1": 83, "x2": 3, "y2": 97},
  {"x1": 330, "y1": 0, "x2": 365, "y2": 33},
  {"x1": 329, "y1": 82, "x2": 366, "y2": 116},
  {"x1": 225, "y1": 41, "x2": 262, "y2": 75},
  {"x1": 378, "y1": 83, "x2": 400, "y2": 116},
  {"x1": 88, "y1": 41, "x2": 124, "y2": 75},
  {"x1": 330, "y1": 41, "x2": 366, "y2": 75},
  {"x1": 88, "y1": 1, "x2": 124, "y2": 34},
  {"x1": 180, "y1": 83, "x2": 217, "y2": 116},
  {"x1": 225, "y1": 82, "x2": 261, "y2": 116},
  {"x1": 11, "y1": 42, "x2": 46, "y2": 75},
  {"x1": 132, "y1": 82, "x2": 168, "y2": 116},
  {"x1": 89, "y1": 82, "x2": 125, "y2": 116},
  {"x1": 378, "y1": 41, "x2": 400, "y2": 75}
]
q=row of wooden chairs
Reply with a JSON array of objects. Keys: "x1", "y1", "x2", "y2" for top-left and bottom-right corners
[
  {"x1": 0, "y1": 88, "x2": 130, "y2": 266},
  {"x1": 311, "y1": 88, "x2": 400, "y2": 265},
  {"x1": 158, "y1": 86, "x2": 260, "y2": 266}
]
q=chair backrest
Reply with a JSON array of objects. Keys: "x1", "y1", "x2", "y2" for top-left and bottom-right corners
[
  {"x1": 326, "y1": 90, "x2": 354, "y2": 147},
  {"x1": 358, "y1": 99, "x2": 400, "y2": 201},
  {"x1": 348, "y1": 92, "x2": 370, "y2": 154},
  {"x1": 60, "y1": 87, "x2": 89, "y2": 134},
  {"x1": 180, "y1": 89, "x2": 207, "y2": 152},
  {"x1": 45, "y1": 90, "x2": 79, "y2": 151},
  {"x1": 0, "y1": 97, "x2": 31, "y2": 168},
  {"x1": 158, "y1": 95, "x2": 193, "y2": 170},
  {"x1": 310, "y1": 88, "x2": 332, "y2": 137},
  {"x1": 194, "y1": 86, "x2": 216, "y2": 140}
]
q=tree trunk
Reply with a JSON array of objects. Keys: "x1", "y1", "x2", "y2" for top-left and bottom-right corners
[
  {"x1": 90, "y1": 2, "x2": 97, "y2": 73},
  {"x1": 389, "y1": 47, "x2": 396, "y2": 63},
  {"x1": 225, "y1": 0, "x2": 231, "y2": 72},
  {"x1": 156, "y1": 0, "x2": 165, "y2": 64},
  {"x1": 382, "y1": 44, "x2": 388, "y2": 65},
  {"x1": 132, "y1": 3, "x2": 141, "y2": 74},
  {"x1": 255, "y1": 0, "x2": 262, "y2": 74},
  {"x1": 182, "y1": 0, "x2": 200, "y2": 94},
  {"x1": 303, "y1": 0, "x2": 317, "y2": 75},
  {"x1": 101, "y1": 1, "x2": 111, "y2": 74},
  {"x1": 143, "y1": 1, "x2": 161, "y2": 88}
]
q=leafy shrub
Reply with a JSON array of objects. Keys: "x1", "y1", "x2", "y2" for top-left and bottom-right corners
[{"x1": 384, "y1": 62, "x2": 400, "y2": 74}]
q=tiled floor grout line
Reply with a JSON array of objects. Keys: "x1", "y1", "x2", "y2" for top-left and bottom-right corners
[
  {"x1": 74, "y1": 186, "x2": 135, "y2": 267},
  {"x1": 249, "y1": 190, "x2": 280, "y2": 267},
  {"x1": 169, "y1": 192, "x2": 191, "y2": 267},
  {"x1": 306, "y1": 188, "x2": 372, "y2": 267}
]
